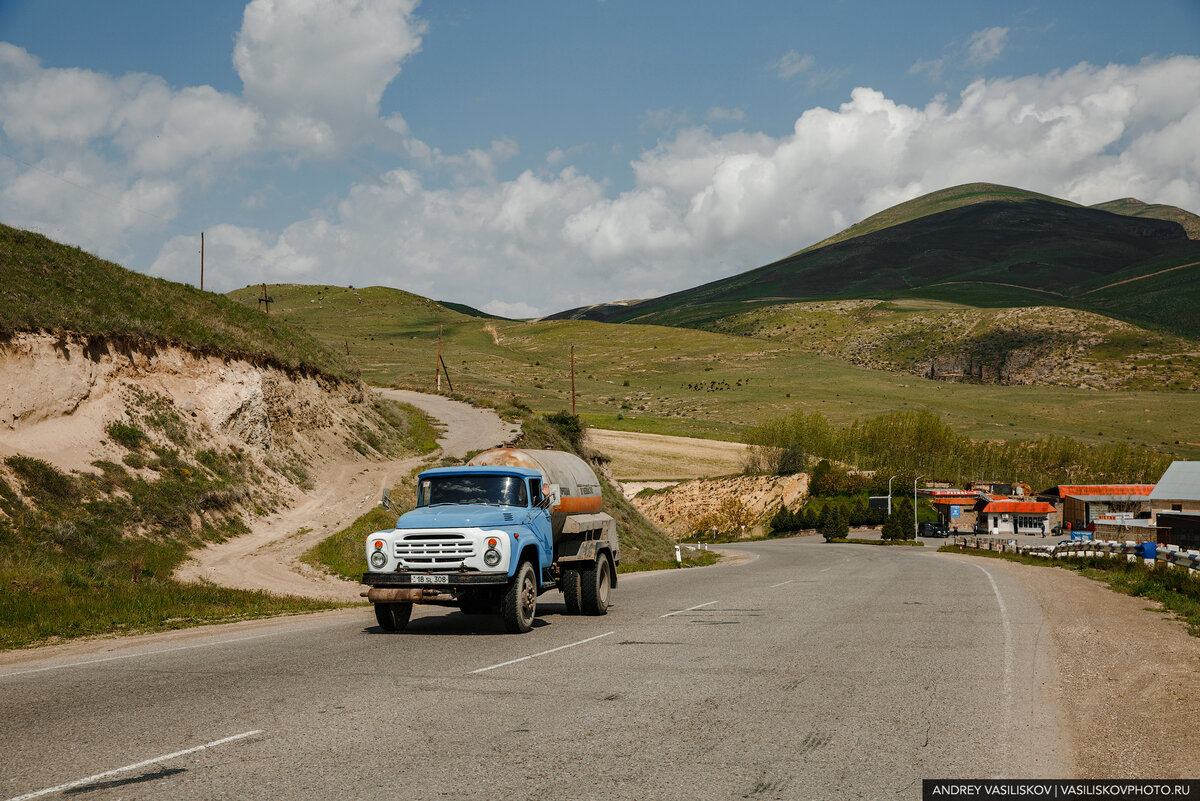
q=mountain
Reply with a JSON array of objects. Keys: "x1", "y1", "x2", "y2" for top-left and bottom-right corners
[{"x1": 548, "y1": 184, "x2": 1200, "y2": 338}]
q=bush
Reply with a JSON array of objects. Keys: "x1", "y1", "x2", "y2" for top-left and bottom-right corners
[
  {"x1": 545, "y1": 410, "x2": 585, "y2": 451},
  {"x1": 106, "y1": 421, "x2": 146, "y2": 451}
]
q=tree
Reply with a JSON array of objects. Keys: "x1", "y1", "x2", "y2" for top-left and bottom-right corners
[
  {"x1": 821, "y1": 503, "x2": 849, "y2": 542},
  {"x1": 880, "y1": 509, "x2": 906, "y2": 541}
]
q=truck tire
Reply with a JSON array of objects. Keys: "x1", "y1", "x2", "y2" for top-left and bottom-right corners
[
  {"x1": 561, "y1": 568, "x2": 582, "y2": 615},
  {"x1": 502, "y1": 561, "x2": 537, "y2": 633},
  {"x1": 374, "y1": 602, "x2": 412, "y2": 632},
  {"x1": 580, "y1": 555, "x2": 611, "y2": 615}
]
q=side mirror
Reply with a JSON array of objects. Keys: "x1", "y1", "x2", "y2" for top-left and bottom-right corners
[
  {"x1": 381, "y1": 488, "x2": 392, "y2": 511},
  {"x1": 540, "y1": 484, "x2": 561, "y2": 511}
]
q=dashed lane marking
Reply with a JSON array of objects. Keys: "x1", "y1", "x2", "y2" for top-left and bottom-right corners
[
  {"x1": 472, "y1": 632, "x2": 615, "y2": 674},
  {"x1": 3, "y1": 730, "x2": 263, "y2": 801},
  {"x1": 660, "y1": 600, "x2": 718, "y2": 618}
]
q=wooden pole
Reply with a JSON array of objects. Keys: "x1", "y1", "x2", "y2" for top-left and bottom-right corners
[
  {"x1": 200, "y1": 231, "x2": 204, "y2": 291},
  {"x1": 570, "y1": 344, "x2": 576, "y2": 415}
]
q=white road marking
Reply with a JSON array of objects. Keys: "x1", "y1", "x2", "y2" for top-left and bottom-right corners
[
  {"x1": 3, "y1": 730, "x2": 263, "y2": 801},
  {"x1": 769, "y1": 579, "x2": 795, "y2": 588},
  {"x1": 970, "y1": 562, "x2": 1014, "y2": 766},
  {"x1": 0, "y1": 633, "x2": 280, "y2": 679},
  {"x1": 472, "y1": 632, "x2": 615, "y2": 674},
  {"x1": 660, "y1": 600, "x2": 718, "y2": 618}
]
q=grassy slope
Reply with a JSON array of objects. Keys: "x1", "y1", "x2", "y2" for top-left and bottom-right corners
[
  {"x1": 228, "y1": 283, "x2": 1200, "y2": 459},
  {"x1": 0, "y1": 224, "x2": 356, "y2": 381},
  {"x1": 0, "y1": 227, "x2": 438, "y2": 650},
  {"x1": 792, "y1": 182, "x2": 1080, "y2": 255}
]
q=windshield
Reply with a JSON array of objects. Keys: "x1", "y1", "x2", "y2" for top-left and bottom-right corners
[{"x1": 417, "y1": 474, "x2": 529, "y2": 508}]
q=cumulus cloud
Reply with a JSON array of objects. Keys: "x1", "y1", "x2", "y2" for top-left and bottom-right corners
[
  {"x1": 148, "y1": 56, "x2": 1200, "y2": 316},
  {"x1": 965, "y1": 26, "x2": 1010, "y2": 67},
  {"x1": 233, "y1": 0, "x2": 425, "y2": 156}
]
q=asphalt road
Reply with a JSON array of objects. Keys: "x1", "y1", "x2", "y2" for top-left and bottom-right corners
[{"x1": 0, "y1": 539, "x2": 1067, "y2": 801}]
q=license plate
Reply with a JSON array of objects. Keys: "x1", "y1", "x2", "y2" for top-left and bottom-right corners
[{"x1": 410, "y1": 574, "x2": 449, "y2": 584}]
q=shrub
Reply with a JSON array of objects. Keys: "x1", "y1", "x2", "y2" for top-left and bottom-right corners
[
  {"x1": 106, "y1": 421, "x2": 146, "y2": 451},
  {"x1": 821, "y1": 504, "x2": 849, "y2": 541},
  {"x1": 545, "y1": 410, "x2": 585, "y2": 451}
]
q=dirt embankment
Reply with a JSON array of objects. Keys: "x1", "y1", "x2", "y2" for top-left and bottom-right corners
[
  {"x1": 0, "y1": 331, "x2": 422, "y2": 600},
  {"x1": 631, "y1": 474, "x2": 809, "y2": 539}
]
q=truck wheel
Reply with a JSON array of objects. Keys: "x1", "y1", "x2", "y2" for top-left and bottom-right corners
[
  {"x1": 502, "y1": 561, "x2": 537, "y2": 633},
  {"x1": 580, "y1": 556, "x2": 611, "y2": 615},
  {"x1": 374, "y1": 602, "x2": 412, "y2": 632},
  {"x1": 562, "y1": 568, "x2": 582, "y2": 615}
]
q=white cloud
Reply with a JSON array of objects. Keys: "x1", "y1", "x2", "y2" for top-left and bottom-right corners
[
  {"x1": 771, "y1": 50, "x2": 814, "y2": 81},
  {"x1": 147, "y1": 56, "x2": 1200, "y2": 317},
  {"x1": 233, "y1": 0, "x2": 426, "y2": 156},
  {"x1": 965, "y1": 27, "x2": 1010, "y2": 67}
]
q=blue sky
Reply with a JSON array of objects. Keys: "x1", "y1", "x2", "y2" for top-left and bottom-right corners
[{"x1": 2, "y1": 1, "x2": 1199, "y2": 317}]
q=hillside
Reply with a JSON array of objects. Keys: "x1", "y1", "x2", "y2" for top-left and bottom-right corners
[
  {"x1": 0, "y1": 224, "x2": 357, "y2": 382},
  {"x1": 707, "y1": 299, "x2": 1200, "y2": 391},
  {"x1": 548, "y1": 184, "x2": 1200, "y2": 339},
  {"x1": 0, "y1": 226, "x2": 432, "y2": 649},
  {"x1": 232, "y1": 282, "x2": 1200, "y2": 461}
]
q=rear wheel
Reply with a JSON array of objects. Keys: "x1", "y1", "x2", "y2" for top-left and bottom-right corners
[
  {"x1": 374, "y1": 602, "x2": 412, "y2": 631},
  {"x1": 580, "y1": 556, "x2": 611, "y2": 615},
  {"x1": 502, "y1": 561, "x2": 538, "y2": 633},
  {"x1": 562, "y1": 568, "x2": 582, "y2": 614}
]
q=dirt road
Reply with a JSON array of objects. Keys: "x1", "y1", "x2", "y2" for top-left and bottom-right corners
[{"x1": 174, "y1": 390, "x2": 519, "y2": 601}]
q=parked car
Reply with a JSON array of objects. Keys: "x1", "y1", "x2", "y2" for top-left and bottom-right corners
[{"x1": 918, "y1": 521, "x2": 949, "y2": 538}]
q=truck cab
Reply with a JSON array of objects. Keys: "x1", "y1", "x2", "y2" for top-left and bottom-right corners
[{"x1": 362, "y1": 449, "x2": 619, "y2": 633}]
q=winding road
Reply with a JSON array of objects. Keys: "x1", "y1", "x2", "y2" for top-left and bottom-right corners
[
  {"x1": 174, "y1": 390, "x2": 519, "y2": 601},
  {"x1": 3, "y1": 539, "x2": 1068, "y2": 801}
]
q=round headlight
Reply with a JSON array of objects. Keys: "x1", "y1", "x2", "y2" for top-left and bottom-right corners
[
  {"x1": 483, "y1": 548, "x2": 501, "y2": 567},
  {"x1": 370, "y1": 550, "x2": 388, "y2": 568}
]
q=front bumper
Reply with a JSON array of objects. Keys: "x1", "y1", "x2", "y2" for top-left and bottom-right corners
[{"x1": 361, "y1": 571, "x2": 510, "y2": 588}]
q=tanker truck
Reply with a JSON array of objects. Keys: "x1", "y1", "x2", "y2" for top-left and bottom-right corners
[{"x1": 361, "y1": 448, "x2": 620, "y2": 633}]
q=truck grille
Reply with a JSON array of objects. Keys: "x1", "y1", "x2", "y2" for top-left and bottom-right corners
[{"x1": 394, "y1": 533, "x2": 475, "y2": 567}]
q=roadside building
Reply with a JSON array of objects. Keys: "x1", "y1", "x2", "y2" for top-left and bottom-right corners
[
  {"x1": 1036, "y1": 484, "x2": 1154, "y2": 531},
  {"x1": 919, "y1": 488, "x2": 986, "y2": 532},
  {"x1": 979, "y1": 500, "x2": 1057, "y2": 536},
  {"x1": 1148, "y1": 461, "x2": 1200, "y2": 549}
]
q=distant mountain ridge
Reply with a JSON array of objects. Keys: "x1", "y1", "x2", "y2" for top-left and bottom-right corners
[{"x1": 548, "y1": 183, "x2": 1200, "y2": 338}]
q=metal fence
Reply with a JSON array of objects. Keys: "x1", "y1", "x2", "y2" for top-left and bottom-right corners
[{"x1": 950, "y1": 536, "x2": 1200, "y2": 573}]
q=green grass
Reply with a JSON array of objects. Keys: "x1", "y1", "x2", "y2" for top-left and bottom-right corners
[
  {"x1": 0, "y1": 224, "x2": 356, "y2": 382},
  {"x1": 939, "y1": 546, "x2": 1200, "y2": 636},
  {"x1": 227, "y1": 283, "x2": 1200, "y2": 458},
  {"x1": 0, "y1": 451, "x2": 347, "y2": 651}
]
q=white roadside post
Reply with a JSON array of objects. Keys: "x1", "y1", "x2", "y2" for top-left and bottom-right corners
[
  {"x1": 913, "y1": 475, "x2": 925, "y2": 539},
  {"x1": 674, "y1": 545, "x2": 682, "y2": 563}
]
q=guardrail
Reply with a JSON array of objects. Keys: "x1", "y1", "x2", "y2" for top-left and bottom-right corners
[{"x1": 950, "y1": 536, "x2": 1200, "y2": 573}]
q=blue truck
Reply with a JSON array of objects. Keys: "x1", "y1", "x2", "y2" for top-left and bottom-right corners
[{"x1": 362, "y1": 448, "x2": 620, "y2": 633}]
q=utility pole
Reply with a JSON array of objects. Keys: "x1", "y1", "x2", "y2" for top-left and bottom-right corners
[
  {"x1": 887, "y1": 475, "x2": 897, "y2": 515},
  {"x1": 570, "y1": 344, "x2": 576, "y2": 415},
  {"x1": 200, "y1": 231, "x2": 204, "y2": 291}
]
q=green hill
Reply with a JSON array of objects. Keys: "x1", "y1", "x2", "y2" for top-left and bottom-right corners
[
  {"x1": 0, "y1": 224, "x2": 357, "y2": 382},
  {"x1": 548, "y1": 184, "x2": 1200, "y2": 338}
]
